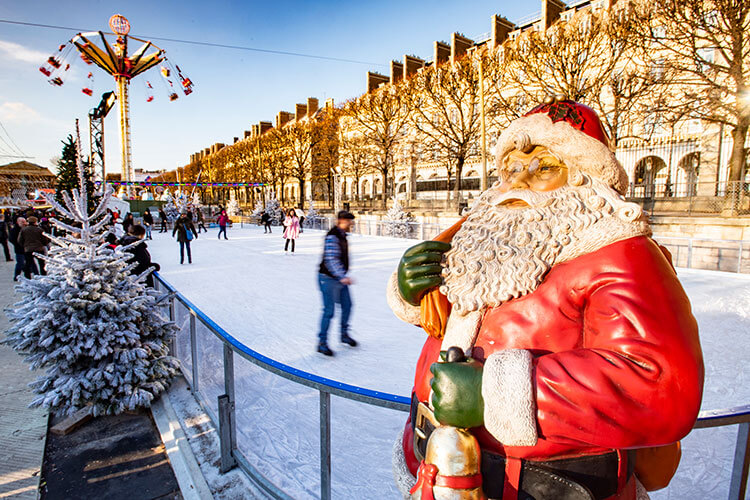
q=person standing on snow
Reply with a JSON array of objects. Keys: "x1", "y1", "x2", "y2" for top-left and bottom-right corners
[
  {"x1": 316, "y1": 210, "x2": 358, "y2": 356},
  {"x1": 261, "y1": 211, "x2": 272, "y2": 234},
  {"x1": 158, "y1": 208, "x2": 168, "y2": 233},
  {"x1": 283, "y1": 208, "x2": 300, "y2": 253},
  {"x1": 142, "y1": 208, "x2": 154, "y2": 240},
  {"x1": 172, "y1": 212, "x2": 197, "y2": 264},
  {"x1": 217, "y1": 210, "x2": 229, "y2": 240}
]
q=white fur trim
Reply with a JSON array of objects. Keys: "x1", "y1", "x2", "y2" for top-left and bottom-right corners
[
  {"x1": 387, "y1": 271, "x2": 421, "y2": 325},
  {"x1": 556, "y1": 213, "x2": 651, "y2": 264},
  {"x1": 481, "y1": 349, "x2": 538, "y2": 447},
  {"x1": 635, "y1": 477, "x2": 651, "y2": 500},
  {"x1": 440, "y1": 310, "x2": 482, "y2": 354},
  {"x1": 497, "y1": 113, "x2": 629, "y2": 195},
  {"x1": 392, "y1": 428, "x2": 416, "y2": 499}
]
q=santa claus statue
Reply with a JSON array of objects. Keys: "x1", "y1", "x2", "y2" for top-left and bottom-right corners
[{"x1": 388, "y1": 99, "x2": 704, "y2": 500}]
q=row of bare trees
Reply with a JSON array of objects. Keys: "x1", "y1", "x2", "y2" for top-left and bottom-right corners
[{"x1": 156, "y1": 0, "x2": 749, "y2": 208}]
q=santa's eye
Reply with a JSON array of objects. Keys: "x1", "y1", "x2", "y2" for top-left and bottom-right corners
[
  {"x1": 528, "y1": 158, "x2": 540, "y2": 173},
  {"x1": 508, "y1": 160, "x2": 524, "y2": 174}
]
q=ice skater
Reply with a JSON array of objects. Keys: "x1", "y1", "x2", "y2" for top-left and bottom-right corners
[
  {"x1": 142, "y1": 208, "x2": 153, "y2": 239},
  {"x1": 172, "y1": 212, "x2": 197, "y2": 264},
  {"x1": 196, "y1": 209, "x2": 208, "y2": 233},
  {"x1": 217, "y1": 210, "x2": 229, "y2": 240},
  {"x1": 316, "y1": 210, "x2": 357, "y2": 356},
  {"x1": 283, "y1": 208, "x2": 300, "y2": 253},
  {"x1": 261, "y1": 211, "x2": 272, "y2": 233}
]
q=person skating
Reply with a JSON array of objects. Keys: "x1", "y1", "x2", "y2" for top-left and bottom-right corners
[
  {"x1": 217, "y1": 210, "x2": 229, "y2": 240},
  {"x1": 122, "y1": 212, "x2": 134, "y2": 236},
  {"x1": 316, "y1": 210, "x2": 357, "y2": 356},
  {"x1": 283, "y1": 208, "x2": 300, "y2": 253},
  {"x1": 9, "y1": 217, "x2": 27, "y2": 280},
  {"x1": 142, "y1": 208, "x2": 154, "y2": 239},
  {"x1": 158, "y1": 208, "x2": 168, "y2": 233},
  {"x1": 261, "y1": 211, "x2": 272, "y2": 233},
  {"x1": 120, "y1": 224, "x2": 160, "y2": 287},
  {"x1": 18, "y1": 216, "x2": 49, "y2": 278},
  {"x1": 196, "y1": 208, "x2": 207, "y2": 233},
  {"x1": 172, "y1": 212, "x2": 197, "y2": 264}
]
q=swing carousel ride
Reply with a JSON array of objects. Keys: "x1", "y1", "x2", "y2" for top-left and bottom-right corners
[{"x1": 39, "y1": 14, "x2": 194, "y2": 193}]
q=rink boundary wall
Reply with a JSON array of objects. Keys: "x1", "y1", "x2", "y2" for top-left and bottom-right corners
[{"x1": 153, "y1": 271, "x2": 750, "y2": 500}]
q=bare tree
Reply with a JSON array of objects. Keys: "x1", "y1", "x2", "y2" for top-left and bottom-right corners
[
  {"x1": 344, "y1": 83, "x2": 412, "y2": 207},
  {"x1": 406, "y1": 53, "x2": 485, "y2": 202},
  {"x1": 633, "y1": 0, "x2": 750, "y2": 187},
  {"x1": 276, "y1": 119, "x2": 321, "y2": 209},
  {"x1": 339, "y1": 130, "x2": 375, "y2": 202}
]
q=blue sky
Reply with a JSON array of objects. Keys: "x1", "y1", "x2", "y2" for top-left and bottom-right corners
[{"x1": 0, "y1": 1, "x2": 545, "y2": 174}]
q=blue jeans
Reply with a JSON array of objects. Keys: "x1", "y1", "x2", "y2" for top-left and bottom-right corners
[
  {"x1": 318, "y1": 273, "x2": 351, "y2": 345},
  {"x1": 13, "y1": 252, "x2": 24, "y2": 279},
  {"x1": 179, "y1": 241, "x2": 192, "y2": 263},
  {"x1": 145, "y1": 224, "x2": 152, "y2": 239},
  {"x1": 218, "y1": 226, "x2": 227, "y2": 239}
]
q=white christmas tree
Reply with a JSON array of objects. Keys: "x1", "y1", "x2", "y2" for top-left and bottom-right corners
[
  {"x1": 304, "y1": 192, "x2": 322, "y2": 228},
  {"x1": 265, "y1": 192, "x2": 282, "y2": 225},
  {"x1": 191, "y1": 190, "x2": 202, "y2": 209},
  {"x1": 4, "y1": 136, "x2": 178, "y2": 417},
  {"x1": 251, "y1": 199, "x2": 264, "y2": 216},
  {"x1": 227, "y1": 191, "x2": 239, "y2": 217},
  {"x1": 382, "y1": 197, "x2": 414, "y2": 238}
]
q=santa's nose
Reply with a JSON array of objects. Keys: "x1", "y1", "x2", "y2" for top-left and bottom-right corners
[{"x1": 510, "y1": 170, "x2": 532, "y2": 189}]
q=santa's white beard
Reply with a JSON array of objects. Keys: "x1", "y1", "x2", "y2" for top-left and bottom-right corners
[{"x1": 441, "y1": 177, "x2": 643, "y2": 314}]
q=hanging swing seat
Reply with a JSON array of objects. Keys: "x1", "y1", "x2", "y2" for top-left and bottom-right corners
[
  {"x1": 39, "y1": 67, "x2": 52, "y2": 77},
  {"x1": 82, "y1": 88, "x2": 93, "y2": 96}
]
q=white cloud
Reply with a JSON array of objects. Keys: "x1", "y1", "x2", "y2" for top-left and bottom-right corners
[
  {"x1": 0, "y1": 101, "x2": 64, "y2": 127},
  {"x1": 0, "y1": 40, "x2": 48, "y2": 64}
]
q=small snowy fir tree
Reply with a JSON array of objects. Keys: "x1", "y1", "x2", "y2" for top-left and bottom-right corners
[
  {"x1": 383, "y1": 197, "x2": 415, "y2": 238},
  {"x1": 4, "y1": 137, "x2": 178, "y2": 417},
  {"x1": 191, "y1": 190, "x2": 202, "y2": 209},
  {"x1": 265, "y1": 192, "x2": 282, "y2": 225},
  {"x1": 304, "y1": 193, "x2": 322, "y2": 228},
  {"x1": 227, "y1": 191, "x2": 239, "y2": 217},
  {"x1": 251, "y1": 199, "x2": 264, "y2": 216}
]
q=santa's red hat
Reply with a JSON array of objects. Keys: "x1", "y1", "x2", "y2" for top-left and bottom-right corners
[{"x1": 495, "y1": 97, "x2": 628, "y2": 194}]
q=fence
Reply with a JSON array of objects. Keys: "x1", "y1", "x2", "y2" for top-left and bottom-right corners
[
  {"x1": 626, "y1": 180, "x2": 750, "y2": 216},
  {"x1": 153, "y1": 269, "x2": 750, "y2": 500}
]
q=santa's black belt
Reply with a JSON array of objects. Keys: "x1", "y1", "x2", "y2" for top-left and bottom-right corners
[{"x1": 409, "y1": 395, "x2": 634, "y2": 500}]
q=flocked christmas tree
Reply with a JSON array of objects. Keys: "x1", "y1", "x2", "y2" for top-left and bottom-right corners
[
  {"x1": 227, "y1": 190, "x2": 239, "y2": 217},
  {"x1": 265, "y1": 191, "x2": 282, "y2": 225},
  {"x1": 382, "y1": 197, "x2": 415, "y2": 238},
  {"x1": 251, "y1": 199, "x2": 264, "y2": 216},
  {"x1": 304, "y1": 192, "x2": 322, "y2": 228},
  {"x1": 4, "y1": 136, "x2": 178, "y2": 417}
]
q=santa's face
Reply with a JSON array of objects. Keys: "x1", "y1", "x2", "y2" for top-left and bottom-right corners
[
  {"x1": 498, "y1": 146, "x2": 568, "y2": 204},
  {"x1": 441, "y1": 160, "x2": 642, "y2": 314}
]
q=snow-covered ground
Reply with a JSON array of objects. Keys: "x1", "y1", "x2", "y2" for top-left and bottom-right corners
[{"x1": 147, "y1": 223, "x2": 750, "y2": 499}]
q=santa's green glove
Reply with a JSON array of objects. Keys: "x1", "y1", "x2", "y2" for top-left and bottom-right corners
[
  {"x1": 397, "y1": 240, "x2": 451, "y2": 306},
  {"x1": 430, "y1": 347, "x2": 484, "y2": 428}
]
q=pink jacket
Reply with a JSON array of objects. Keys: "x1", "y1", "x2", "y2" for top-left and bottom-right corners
[{"x1": 283, "y1": 216, "x2": 300, "y2": 240}]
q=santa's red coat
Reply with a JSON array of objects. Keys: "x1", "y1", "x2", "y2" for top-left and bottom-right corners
[{"x1": 402, "y1": 236, "x2": 704, "y2": 495}]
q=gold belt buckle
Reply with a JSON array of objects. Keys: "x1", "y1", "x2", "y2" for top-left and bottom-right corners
[{"x1": 413, "y1": 401, "x2": 439, "y2": 462}]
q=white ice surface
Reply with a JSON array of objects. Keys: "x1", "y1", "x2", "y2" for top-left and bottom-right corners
[{"x1": 148, "y1": 224, "x2": 750, "y2": 499}]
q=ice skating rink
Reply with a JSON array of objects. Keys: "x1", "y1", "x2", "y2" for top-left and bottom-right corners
[{"x1": 148, "y1": 224, "x2": 750, "y2": 499}]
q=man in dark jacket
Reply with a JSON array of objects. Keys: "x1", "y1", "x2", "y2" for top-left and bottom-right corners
[
  {"x1": 120, "y1": 224, "x2": 160, "y2": 287},
  {"x1": 316, "y1": 210, "x2": 357, "y2": 356},
  {"x1": 260, "y1": 211, "x2": 271, "y2": 233},
  {"x1": 0, "y1": 212, "x2": 11, "y2": 261},
  {"x1": 18, "y1": 216, "x2": 49, "y2": 278},
  {"x1": 9, "y1": 217, "x2": 27, "y2": 280},
  {"x1": 158, "y1": 208, "x2": 168, "y2": 233}
]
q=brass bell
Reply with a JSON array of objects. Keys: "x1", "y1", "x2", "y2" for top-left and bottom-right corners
[{"x1": 411, "y1": 426, "x2": 485, "y2": 500}]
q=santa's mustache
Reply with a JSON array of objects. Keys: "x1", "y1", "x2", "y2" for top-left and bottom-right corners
[{"x1": 484, "y1": 187, "x2": 561, "y2": 208}]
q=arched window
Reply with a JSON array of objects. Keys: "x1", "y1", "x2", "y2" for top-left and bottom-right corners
[
  {"x1": 675, "y1": 152, "x2": 700, "y2": 197},
  {"x1": 633, "y1": 155, "x2": 667, "y2": 197}
]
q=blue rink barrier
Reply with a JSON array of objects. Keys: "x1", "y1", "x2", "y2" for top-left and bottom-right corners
[{"x1": 153, "y1": 273, "x2": 750, "y2": 500}]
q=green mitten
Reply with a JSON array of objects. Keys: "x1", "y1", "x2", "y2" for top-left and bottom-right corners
[
  {"x1": 430, "y1": 348, "x2": 484, "y2": 428},
  {"x1": 397, "y1": 240, "x2": 451, "y2": 306}
]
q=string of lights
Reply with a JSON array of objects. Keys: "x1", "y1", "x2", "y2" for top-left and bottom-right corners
[{"x1": 96, "y1": 181, "x2": 266, "y2": 187}]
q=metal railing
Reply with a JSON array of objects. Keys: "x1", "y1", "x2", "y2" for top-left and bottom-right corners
[{"x1": 153, "y1": 271, "x2": 750, "y2": 500}]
